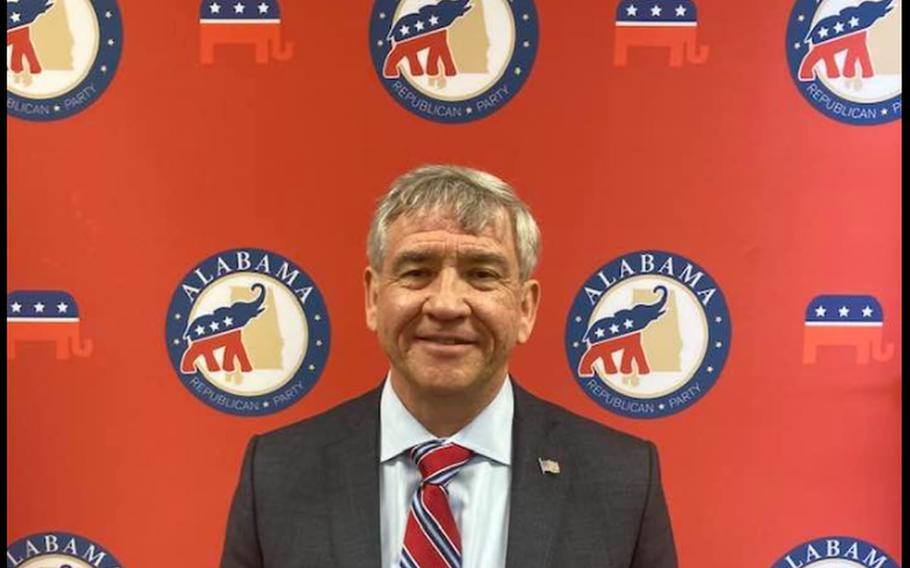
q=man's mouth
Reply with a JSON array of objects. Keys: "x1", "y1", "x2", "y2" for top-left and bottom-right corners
[{"x1": 416, "y1": 334, "x2": 476, "y2": 346}]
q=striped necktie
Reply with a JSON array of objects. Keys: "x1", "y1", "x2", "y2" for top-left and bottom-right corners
[{"x1": 399, "y1": 440, "x2": 473, "y2": 568}]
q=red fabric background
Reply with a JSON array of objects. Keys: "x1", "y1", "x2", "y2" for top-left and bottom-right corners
[{"x1": 7, "y1": 0, "x2": 901, "y2": 565}]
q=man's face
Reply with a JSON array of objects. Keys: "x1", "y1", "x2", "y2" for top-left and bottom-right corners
[{"x1": 365, "y1": 208, "x2": 540, "y2": 400}]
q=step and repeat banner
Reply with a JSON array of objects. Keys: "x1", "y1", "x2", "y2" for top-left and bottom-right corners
[{"x1": 7, "y1": 0, "x2": 901, "y2": 566}]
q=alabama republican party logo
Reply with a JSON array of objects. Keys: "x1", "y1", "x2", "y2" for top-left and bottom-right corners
[
  {"x1": 787, "y1": 0, "x2": 901, "y2": 125},
  {"x1": 7, "y1": 0, "x2": 123, "y2": 121},
  {"x1": 6, "y1": 531, "x2": 123, "y2": 568},
  {"x1": 369, "y1": 0, "x2": 538, "y2": 123},
  {"x1": 165, "y1": 249, "x2": 330, "y2": 416},
  {"x1": 565, "y1": 251, "x2": 731, "y2": 419},
  {"x1": 7, "y1": 290, "x2": 93, "y2": 360},
  {"x1": 772, "y1": 536, "x2": 899, "y2": 568}
]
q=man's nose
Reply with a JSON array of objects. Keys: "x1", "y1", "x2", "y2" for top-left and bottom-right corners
[{"x1": 423, "y1": 268, "x2": 471, "y2": 320}]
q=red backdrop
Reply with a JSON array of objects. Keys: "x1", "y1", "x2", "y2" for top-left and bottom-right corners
[{"x1": 7, "y1": 0, "x2": 901, "y2": 566}]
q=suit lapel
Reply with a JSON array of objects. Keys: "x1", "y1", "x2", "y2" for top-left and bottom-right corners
[
  {"x1": 505, "y1": 385, "x2": 571, "y2": 568},
  {"x1": 325, "y1": 389, "x2": 382, "y2": 568}
]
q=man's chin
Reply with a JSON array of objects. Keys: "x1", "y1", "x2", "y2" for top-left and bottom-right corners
[
  {"x1": 397, "y1": 368, "x2": 490, "y2": 398},
  {"x1": 413, "y1": 376, "x2": 477, "y2": 397}
]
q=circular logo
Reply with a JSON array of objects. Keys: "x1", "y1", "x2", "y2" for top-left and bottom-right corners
[
  {"x1": 7, "y1": 532, "x2": 123, "y2": 568},
  {"x1": 565, "y1": 251, "x2": 731, "y2": 419},
  {"x1": 786, "y1": 0, "x2": 901, "y2": 125},
  {"x1": 772, "y1": 536, "x2": 900, "y2": 568},
  {"x1": 7, "y1": 0, "x2": 123, "y2": 121},
  {"x1": 369, "y1": 0, "x2": 538, "y2": 123},
  {"x1": 165, "y1": 249, "x2": 330, "y2": 416}
]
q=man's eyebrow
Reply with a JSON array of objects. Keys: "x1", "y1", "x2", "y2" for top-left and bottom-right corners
[
  {"x1": 390, "y1": 250, "x2": 439, "y2": 270},
  {"x1": 459, "y1": 252, "x2": 510, "y2": 270}
]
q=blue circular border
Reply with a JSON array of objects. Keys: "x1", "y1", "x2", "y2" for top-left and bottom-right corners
[
  {"x1": 369, "y1": 0, "x2": 539, "y2": 123},
  {"x1": 7, "y1": 0, "x2": 123, "y2": 121},
  {"x1": 565, "y1": 250, "x2": 731, "y2": 419},
  {"x1": 785, "y1": 0, "x2": 901, "y2": 126},
  {"x1": 165, "y1": 248, "x2": 330, "y2": 417},
  {"x1": 7, "y1": 531, "x2": 123, "y2": 567},
  {"x1": 771, "y1": 536, "x2": 900, "y2": 568}
]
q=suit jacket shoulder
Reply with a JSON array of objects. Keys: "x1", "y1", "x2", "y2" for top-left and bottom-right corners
[
  {"x1": 507, "y1": 383, "x2": 677, "y2": 568},
  {"x1": 253, "y1": 387, "x2": 381, "y2": 462},
  {"x1": 220, "y1": 387, "x2": 383, "y2": 568},
  {"x1": 515, "y1": 382, "x2": 652, "y2": 451}
]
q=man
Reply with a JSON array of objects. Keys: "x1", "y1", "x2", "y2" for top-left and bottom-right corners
[{"x1": 220, "y1": 165, "x2": 678, "y2": 568}]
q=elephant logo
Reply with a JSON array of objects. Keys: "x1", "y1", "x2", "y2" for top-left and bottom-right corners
[
  {"x1": 198, "y1": 0, "x2": 293, "y2": 64},
  {"x1": 797, "y1": 0, "x2": 894, "y2": 82},
  {"x1": 566, "y1": 251, "x2": 731, "y2": 419},
  {"x1": 179, "y1": 283, "x2": 266, "y2": 374},
  {"x1": 382, "y1": 0, "x2": 471, "y2": 80},
  {"x1": 165, "y1": 249, "x2": 330, "y2": 416},
  {"x1": 803, "y1": 294, "x2": 894, "y2": 364},
  {"x1": 772, "y1": 536, "x2": 899, "y2": 568},
  {"x1": 7, "y1": 290, "x2": 92, "y2": 360},
  {"x1": 369, "y1": 0, "x2": 539, "y2": 123},
  {"x1": 6, "y1": 531, "x2": 123, "y2": 568},
  {"x1": 787, "y1": 0, "x2": 901, "y2": 125},
  {"x1": 613, "y1": 0, "x2": 709, "y2": 67},
  {"x1": 578, "y1": 285, "x2": 669, "y2": 382},
  {"x1": 7, "y1": 0, "x2": 56, "y2": 76},
  {"x1": 6, "y1": 0, "x2": 123, "y2": 121}
]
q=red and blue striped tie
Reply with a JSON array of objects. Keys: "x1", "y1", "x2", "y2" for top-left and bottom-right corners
[{"x1": 399, "y1": 440, "x2": 473, "y2": 568}]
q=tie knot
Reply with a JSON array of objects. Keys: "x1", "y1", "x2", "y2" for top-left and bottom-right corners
[{"x1": 409, "y1": 440, "x2": 473, "y2": 485}]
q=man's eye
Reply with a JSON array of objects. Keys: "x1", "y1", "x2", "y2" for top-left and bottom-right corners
[
  {"x1": 402, "y1": 269, "x2": 430, "y2": 279},
  {"x1": 470, "y1": 269, "x2": 499, "y2": 280}
]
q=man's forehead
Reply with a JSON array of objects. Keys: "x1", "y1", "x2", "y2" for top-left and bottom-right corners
[
  {"x1": 387, "y1": 208, "x2": 513, "y2": 247},
  {"x1": 380, "y1": 211, "x2": 520, "y2": 272}
]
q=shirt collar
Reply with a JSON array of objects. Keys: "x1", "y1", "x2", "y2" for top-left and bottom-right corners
[{"x1": 379, "y1": 373, "x2": 513, "y2": 466}]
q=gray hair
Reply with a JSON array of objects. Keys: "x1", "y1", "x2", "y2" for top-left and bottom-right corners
[{"x1": 368, "y1": 164, "x2": 541, "y2": 281}]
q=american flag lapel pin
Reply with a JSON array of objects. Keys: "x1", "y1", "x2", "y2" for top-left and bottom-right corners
[{"x1": 538, "y1": 458, "x2": 560, "y2": 475}]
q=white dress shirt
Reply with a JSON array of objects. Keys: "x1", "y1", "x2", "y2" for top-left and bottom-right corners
[{"x1": 379, "y1": 375, "x2": 514, "y2": 568}]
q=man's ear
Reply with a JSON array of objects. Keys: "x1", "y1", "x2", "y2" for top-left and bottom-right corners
[
  {"x1": 516, "y1": 278, "x2": 541, "y2": 344},
  {"x1": 364, "y1": 267, "x2": 379, "y2": 332}
]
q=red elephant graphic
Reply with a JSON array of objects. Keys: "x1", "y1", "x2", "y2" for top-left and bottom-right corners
[
  {"x1": 613, "y1": 0, "x2": 709, "y2": 67},
  {"x1": 803, "y1": 294, "x2": 894, "y2": 364},
  {"x1": 180, "y1": 284, "x2": 266, "y2": 374},
  {"x1": 7, "y1": 290, "x2": 93, "y2": 360},
  {"x1": 578, "y1": 286, "x2": 668, "y2": 378},
  {"x1": 382, "y1": 0, "x2": 472, "y2": 78},
  {"x1": 798, "y1": 0, "x2": 894, "y2": 80},
  {"x1": 6, "y1": 0, "x2": 55, "y2": 75},
  {"x1": 198, "y1": 0, "x2": 293, "y2": 65}
]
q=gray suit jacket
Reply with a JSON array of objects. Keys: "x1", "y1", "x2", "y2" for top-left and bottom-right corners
[{"x1": 220, "y1": 382, "x2": 678, "y2": 567}]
